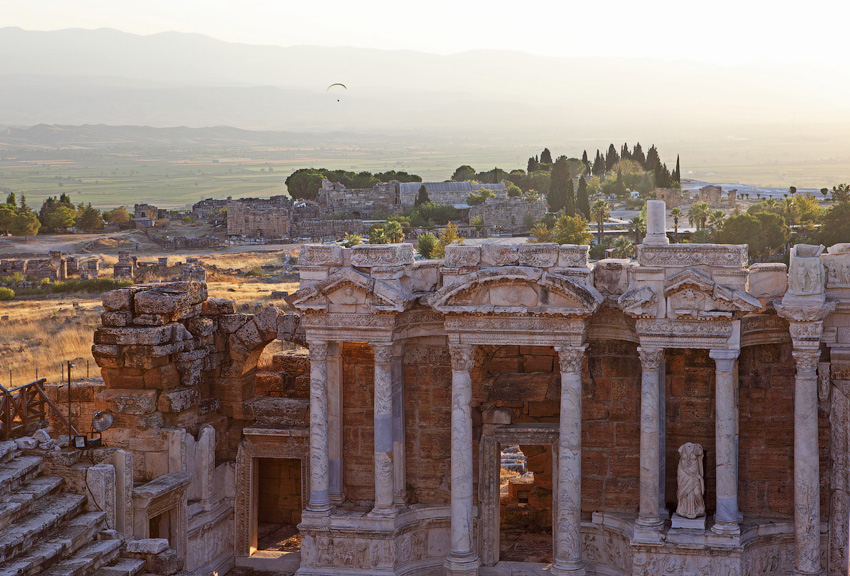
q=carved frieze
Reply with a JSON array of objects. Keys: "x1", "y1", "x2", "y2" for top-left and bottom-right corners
[
  {"x1": 637, "y1": 244, "x2": 748, "y2": 268},
  {"x1": 299, "y1": 244, "x2": 344, "y2": 267},
  {"x1": 444, "y1": 245, "x2": 481, "y2": 268},
  {"x1": 481, "y1": 244, "x2": 519, "y2": 267},
  {"x1": 517, "y1": 243, "x2": 559, "y2": 268},
  {"x1": 558, "y1": 244, "x2": 590, "y2": 268},
  {"x1": 350, "y1": 244, "x2": 414, "y2": 268}
]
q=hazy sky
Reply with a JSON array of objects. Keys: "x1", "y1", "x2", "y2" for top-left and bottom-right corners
[{"x1": 4, "y1": 0, "x2": 849, "y2": 66}]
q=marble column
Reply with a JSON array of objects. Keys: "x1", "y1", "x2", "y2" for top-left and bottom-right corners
[
  {"x1": 307, "y1": 340, "x2": 332, "y2": 512},
  {"x1": 327, "y1": 343, "x2": 345, "y2": 504},
  {"x1": 552, "y1": 346, "x2": 587, "y2": 576},
  {"x1": 370, "y1": 342, "x2": 395, "y2": 516},
  {"x1": 710, "y1": 349, "x2": 741, "y2": 534},
  {"x1": 445, "y1": 344, "x2": 479, "y2": 576},
  {"x1": 637, "y1": 346, "x2": 664, "y2": 529},
  {"x1": 392, "y1": 343, "x2": 408, "y2": 507},
  {"x1": 792, "y1": 349, "x2": 823, "y2": 575}
]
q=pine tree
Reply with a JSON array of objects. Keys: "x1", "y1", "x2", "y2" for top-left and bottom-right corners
[
  {"x1": 633, "y1": 143, "x2": 646, "y2": 167},
  {"x1": 577, "y1": 176, "x2": 590, "y2": 218},
  {"x1": 605, "y1": 144, "x2": 619, "y2": 172},
  {"x1": 540, "y1": 148, "x2": 553, "y2": 165}
]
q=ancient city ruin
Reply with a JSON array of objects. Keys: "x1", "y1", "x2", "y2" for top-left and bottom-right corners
[{"x1": 2, "y1": 200, "x2": 850, "y2": 575}]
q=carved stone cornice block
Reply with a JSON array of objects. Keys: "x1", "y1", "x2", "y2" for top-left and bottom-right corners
[
  {"x1": 558, "y1": 244, "x2": 590, "y2": 268},
  {"x1": 517, "y1": 243, "x2": 559, "y2": 268},
  {"x1": 350, "y1": 244, "x2": 414, "y2": 268},
  {"x1": 637, "y1": 244, "x2": 747, "y2": 268},
  {"x1": 299, "y1": 245, "x2": 344, "y2": 267},
  {"x1": 444, "y1": 245, "x2": 480, "y2": 268},
  {"x1": 481, "y1": 244, "x2": 518, "y2": 267}
]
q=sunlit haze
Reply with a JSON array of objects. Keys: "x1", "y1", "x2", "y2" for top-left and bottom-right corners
[{"x1": 4, "y1": 0, "x2": 850, "y2": 66}]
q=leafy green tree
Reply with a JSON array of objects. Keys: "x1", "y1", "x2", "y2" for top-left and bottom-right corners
[
  {"x1": 415, "y1": 185, "x2": 430, "y2": 206},
  {"x1": 107, "y1": 206, "x2": 131, "y2": 228},
  {"x1": 466, "y1": 188, "x2": 496, "y2": 206},
  {"x1": 718, "y1": 212, "x2": 789, "y2": 261},
  {"x1": 820, "y1": 201, "x2": 850, "y2": 247},
  {"x1": 450, "y1": 165, "x2": 476, "y2": 182},
  {"x1": 530, "y1": 223, "x2": 554, "y2": 243},
  {"x1": 373, "y1": 171, "x2": 422, "y2": 183},
  {"x1": 833, "y1": 184, "x2": 850, "y2": 204},
  {"x1": 591, "y1": 199, "x2": 610, "y2": 246},
  {"x1": 707, "y1": 209, "x2": 726, "y2": 236},
  {"x1": 576, "y1": 176, "x2": 590, "y2": 218},
  {"x1": 285, "y1": 169, "x2": 326, "y2": 201},
  {"x1": 10, "y1": 210, "x2": 40, "y2": 241},
  {"x1": 506, "y1": 182, "x2": 522, "y2": 198},
  {"x1": 76, "y1": 204, "x2": 104, "y2": 231},
  {"x1": 554, "y1": 214, "x2": 592, "y2": 245},
  {"x1": 368, "y1": 224, "x2": 388, "y2": 245},
  {"x1": 669, "y1": 207, "x2": 683, "y2": 243},
  {"x1": 0, "y1": 204, "x2": 14, "y2": 235},
  {"x1": 341, "y1": 233, "x2": 361, "y2": 247},
  {"x1": 44, "y1": 205, "x2": 76, "y2": 231},
  {"x1": 407, "y1": 202, "x2": 458, "y2": 226},
  {"x1": 384, "y1": 221, "x2": 405, "y2": 243},
  {"x1": 476, "y1": 167, "x2": 510, "y2": 184},
  {"x1": 417, "y1": 232, "x2": 437, "y2": 258},
  {"x1": 434, "y1": 222, "x2": 463, "y2": 258}
]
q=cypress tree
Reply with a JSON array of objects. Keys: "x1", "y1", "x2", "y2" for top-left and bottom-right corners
[
  {"x1": 527, "y1": 155, "x2": 538, "y2": 173},
  {"x1": 606, "y1": 144, "x2": 619, "y2": 172},
  {"x1": 593, "y1": 150, "x2": 604, "y2": 176},
  {"x1": 633, "y1": 143, "x2": 646, "y2": 167},
  {"x1": 621, "y1": 142, "x2": 631, "y2": 162},
  {"x1": 577, "y1": 176, "x2": 590, "y2": 218},
  {"x1": 673, "y1": 155, "x2": 681, "y2": 184},
  {"x1": 548, "y1": 156, "x2": 570, "y2": 212},
  {"x1": 540, "y1": 148, "x2": 553, "y2": 165},
  {"x1": 581, "y1": 150, "x2": 590, "y2": 174},
  {"x1": 645, "y1": 145, "x2": 660, "y2": 171},
  {"x1": 565, "y1": 178, "x2": 576, "y2": 216}
]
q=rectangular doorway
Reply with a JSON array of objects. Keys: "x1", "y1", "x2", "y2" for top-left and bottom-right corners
[
  {"x1": 499, "y1": 444, "x2": 554, "y2": 564},
  {"x1": 256, "y1": 457, "x2": 302, "y2": 554}
]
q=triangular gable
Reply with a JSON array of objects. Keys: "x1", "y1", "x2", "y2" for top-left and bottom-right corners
[
  {"x1": 664, "y1": 268, "x2": 761, "y2": 316},
  {"x1": 430, "y1": 266, "x2": 602, "y2": 316},
  {"x1": 289, "y1": 268, "x2": 411, "y2": 313}
]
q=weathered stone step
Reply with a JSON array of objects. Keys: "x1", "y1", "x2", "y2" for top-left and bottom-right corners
[
  {"x1": 0, "y1": 456, "x2": 44, "y2": 498},
  {"x1": 0, "y1": 477, "x2": 64, "y2": 532},
  {"x1": 92, "y1": 558, "x2": 147, "y2": 576},
  {"x1": 40, "y1": 538, "x2": 122, "y2": 576},
  {"x1": 44, "y1": 512, "x2": 110, "y2": 560},
  {"x1": 0, "y1": 442, "x2": 17, "y2": 464},
  {"x1": 0, "y1": 540, "x2": 65, "y2": 576},
  {"x1": 0, "y1": 493, "x2": 86, "y2": 564}
]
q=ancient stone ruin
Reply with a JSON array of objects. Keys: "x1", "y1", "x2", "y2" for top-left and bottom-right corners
[{"x1": 5, "y1": 200, "x2": 850, "y2": 575}]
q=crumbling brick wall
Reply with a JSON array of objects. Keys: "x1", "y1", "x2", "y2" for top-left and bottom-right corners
[{"x1": 341, "y1": 342, "x2": 377, "y2": 505}]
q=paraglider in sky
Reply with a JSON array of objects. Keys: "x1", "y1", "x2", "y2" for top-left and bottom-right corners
[{"x1": 327, "y1": 83, "x2": 347, "y2": 102}]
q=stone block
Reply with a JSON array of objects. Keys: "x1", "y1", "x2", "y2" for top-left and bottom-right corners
[
  {"x1": 277, "y1": 313, "x2": 301, "y2": 341},
  {"x1": 157, "y1": 387, "x2": 199, "y2": 413},
  {"x1": 101, "y1": 311, "x2": 134, "y2": 327},
  {"x1": 201, "y1": 297, "x2": 235, "y2": 316},
  {"x1": 235, "y1": 318, "x2": 263, "y2": 348},
  {"x1": 558, "y1": 244, "x2": 590, "y2": 268},
  {"x1": 103, "y1": 289, "x2": 134, "y2": 311},
  {"x1": 97, "y1": 389, "x2": 158, "y2": 415},
  {"x1": 299, "y1": 244, "x2": 344, "y2": 267},
  {"x1": 255, "y1": 306, "x2": 281, "y2": 336},
  {"x1": 95, "y1": 325, "x2": 175, "y2": 346},
  {"x1": 15, "y1": 436, "x2": 37, "y2": 449},
  {"x1": 219, "y1": 314, "x2": 250, "y2": 333},
  {"x1": 518, "y1": 244, "x2": 559, "y2": 268},
  {"x1": 187, "y1": 317, "x2": 216, "y2": 337},
  {"x1": 444, "y1": 245, "x2": 480, "y2": 268},
  {"x1": 748, "y1": 263, "x2": 788, "y2": 299},
  {"x1": 481, "y1": 244, "x2": 518, "y2": 267},
  {"x1": 350, "y1": 244, "x2": 414, "y2": 267},
  {"x1": 126, "y1": 538, "x2": 169, "y2": 554}
]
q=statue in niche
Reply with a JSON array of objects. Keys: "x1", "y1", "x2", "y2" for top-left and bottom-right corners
[{"x1": 676, "y1": 442, "x2": 705, "y2": 519}]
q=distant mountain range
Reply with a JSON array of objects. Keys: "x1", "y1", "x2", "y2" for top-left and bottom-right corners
[{"x1": 1, "y1": 27, "x2": 848, "y2": 136}]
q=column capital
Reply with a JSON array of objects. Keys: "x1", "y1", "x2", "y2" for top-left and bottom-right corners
[
  {"x1": 637, "y1": 346, "x2": 664, "y2": 371},
  {"x1": 369, "y1": 342, "x2": 393, "y2": 364},
  {"x1": 309, "y1": 340, "x2": 329, "y2": 362},
  {"x1": 449, "y1": 344, "x2": 475, "y2": 372},
  {"x1": 710, "y1": 349, "x2": 740, "y2": 372},
  {"x1": 792, "y1": 349, "x2": 821, "y2": 373},
  {"x1": 554, "y1": 345, "x2": 587, "y2": 374}
]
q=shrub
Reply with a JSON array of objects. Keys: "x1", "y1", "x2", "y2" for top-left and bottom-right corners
[
  {"x1": 417, "y1": 233, "x2": 437, "y2": 258},
  {"x1": 0, "y1": 287, "x2": 14, "y2": 300}
]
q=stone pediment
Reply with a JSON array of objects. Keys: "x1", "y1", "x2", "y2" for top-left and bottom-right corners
[
  {"x1": 664, "y1": 268, "x2": 761, "y2": 319},
  {"x1": 429, "y1": 266, "x2": 603, "y2": 316},
  {"x1": 618, "y1": 285, "x2": 658, "y2": 318},
  {"x1": 289, "y1": 268, "x2": 412, "y2": 314}
]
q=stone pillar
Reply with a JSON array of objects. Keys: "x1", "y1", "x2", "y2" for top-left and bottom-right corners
[
  {"x1": 792, "y1": 349, "x2": 823, "y2": 575},
  {"x1": 392, "y1": 342, "x2": 407, "y2": 507},
  {"x1": 637, "y1": 346, "x2": 664, "y2": 530},
  {"x1": 370, "y1": 342, "x2": 395, "y2": 516},
  {"x1": 327, "y1": 343, "x2": 345, "y2": 504},
  {"x1": 552, "y1": 346, "x2": 586, "y2": 576},
  {"x1": 445, "y1": 344, "x2": 479, "y2": 576},
  {"x1": 307, "y1": 341, "x2": 332, "y2": 513},
  {"x1": 710, "y1": 349, "x2": 741, "y2": 534},
  {"x1": 643, "y1": 200, "x2": 669, "y2": 246}
]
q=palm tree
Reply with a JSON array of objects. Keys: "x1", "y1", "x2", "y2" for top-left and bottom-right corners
[
  {"x1": 688, "y1": 201, "x2": 711, "y2": 232},
  {"x1": 628, "y1": 214, "x2": 646, "y2": 244},
  {"x1": 611, "y1": 235, "x2": 634, "y2": 259},
  {"x1": 669, "y1": 207, "x2": 683, "y2": 243},
  {"x1": 590, "y1": 199, "x2": 610, "y2": 246},
  {"x1": 708, "y1": 209, "x2": 725, "y2": 235}
]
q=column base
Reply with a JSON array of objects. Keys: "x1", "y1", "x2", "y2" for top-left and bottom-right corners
[
  {"x1": 444, "y1": 553, "x2": 479, "y2": 576},
  {"x1": 367, "y1": 506, "x2": 397, "y2": 518},
  {"x1": 550, "y1": 558, "x2": 586, "y2": 576},
  {"x1": 304, "y1": 504, "x2": 333, "y2": 516},
  {"x1": 635, "y1": 515, "x2": 664, "y2": 528},
  {"x1": 710, "y1": 520, "x2": 740, "y2": 535},
  {"x1": 792, "y1": 570, "x2": 824, "y2": 576}
]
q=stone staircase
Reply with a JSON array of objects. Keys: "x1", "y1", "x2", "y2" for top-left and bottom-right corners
[{"x1": 0, "y1": 440, "x2": 146, "y2": 576}]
